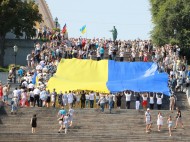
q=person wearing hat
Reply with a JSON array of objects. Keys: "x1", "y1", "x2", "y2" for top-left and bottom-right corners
[{"x1": 144, "y1": 108, "x2": 151, "y2": 133}]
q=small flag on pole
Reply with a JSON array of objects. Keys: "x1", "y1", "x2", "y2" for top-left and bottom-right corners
[
  {"x1": 62, "y1": 24, "x2": 67, "y2": 33},
  {"x1": 80, "y1": 25, "x2": 86, "y2": 34}
]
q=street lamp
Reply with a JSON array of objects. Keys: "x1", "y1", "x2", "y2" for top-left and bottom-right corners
[
  {"x1": 13, "y1": 45, "x2": 18, "y2": 83},
  {"x1": 55, "y1": 17, "x2": 58, "y2": 28}
]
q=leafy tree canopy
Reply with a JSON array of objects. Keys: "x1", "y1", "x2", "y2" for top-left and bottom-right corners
[
  {"x1": 0, "y1": 0, "x2": 42, "y2": 39},
  {"x1": 149, "y1": 0, "x2": 190, "y2": 47}
]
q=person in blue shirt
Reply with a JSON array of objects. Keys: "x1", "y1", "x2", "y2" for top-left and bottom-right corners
[
  {"x1": 57, "y1": 106, "x2": 66, "y2": 117},
  {"x1": 17, "y1": 68, "x2": 24, "y2": 83},
  {"x1": 100, "y1": 46, "x2": 104, "y2": 59}
]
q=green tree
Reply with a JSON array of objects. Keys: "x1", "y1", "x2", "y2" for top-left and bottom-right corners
[
  {"x1": 149, "y1": 0, "x2": 190, "y2": 47},
  {"x1": 0, "y1": 0, "x2": 42, "y2": 66}
]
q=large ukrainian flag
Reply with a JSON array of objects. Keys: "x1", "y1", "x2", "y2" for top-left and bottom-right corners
[{"x1": 47, "y1": 59, "x2": 170, "y2": 96}]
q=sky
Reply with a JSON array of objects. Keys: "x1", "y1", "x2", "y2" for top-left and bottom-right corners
[{"x1": 45, "y1": 0, "x2": 153, "y2": 40}]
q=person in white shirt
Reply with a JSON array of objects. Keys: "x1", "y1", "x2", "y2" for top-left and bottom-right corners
[
  {"x1": 28, "y1": 82, "x2": 34, "y2": 91},
  {"x1": 26, "y1": 53, "x2": 31, "y2": 67},
  {"x1": 67, "y1": 91, "x2": 73, "y2": 108},
  {"x1": 22, "y1": 80, "x2": 28, "y2": 88},
  {"x1": 157, "y1": 112, "x2": 163, "y2": 131},
  {"x1": 145, "y1": 108, "x2": 151, "y2": 133},
  {"x1": 156, "y1": 93, "x2": 163, "y2": 110},
  {"x1": 125, "y1": 91, "x2": 131, "y2": 109},
  {"x1": 149, "y1": 93, "x2": 155, "y2": 110},
  {"x1": 62, "y1": 91, "x2": 68, "y2": 107},
  {"x1": 33, "y1": 87, "x2": 41, "y2": 107},
  {"x1": 85, "y1": 93, "x2": 89, "y2": 108},
  {"x1": 29, "y1": 91, "x2": 34, "y2": 107},
  {"x1": 40, "y1": 88, "x2": 47, "y2": 107},
  {"x1": 51, "y1": 89, "x2": 57, "y2": 108},
  {"x1": 119, "y1": 48, "x2": 124, "y2": 62},
  {"x1": 11, "y1": 88, "x2": 19, "y2": 114},
  {"x1": 89, "y1": 91, "x2": 95, "y2": 108}
]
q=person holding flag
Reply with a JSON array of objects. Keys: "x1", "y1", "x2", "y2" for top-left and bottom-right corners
[
  {"x1": 62, "y1": 24, "x2": 67, "y2": 34},
  {"x1": 80, "y1": 25, "x2": 86, "y2": 34}
]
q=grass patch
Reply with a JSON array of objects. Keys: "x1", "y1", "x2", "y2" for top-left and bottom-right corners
[{"x1": 0, "y1": 66, "x2": 9, "y2": 72}]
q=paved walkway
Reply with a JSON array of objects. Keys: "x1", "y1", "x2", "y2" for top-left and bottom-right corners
[{"x1": 0, "y1": 72, "x2": 8, "y2": 84}]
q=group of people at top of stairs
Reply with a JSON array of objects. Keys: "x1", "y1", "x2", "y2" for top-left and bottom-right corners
[
  {"x1": 145, "y1": 107, "x2": 184, "y2": 137},
  {"x1": 1, "y1": 37, "x2": 190, "y2": 112}
]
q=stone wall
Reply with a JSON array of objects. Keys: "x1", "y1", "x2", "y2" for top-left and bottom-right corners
[{"x1": 3, "y1": 39, "x2": 43, "y2": 66}]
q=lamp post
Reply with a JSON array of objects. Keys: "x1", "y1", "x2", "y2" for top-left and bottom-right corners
[
  {"x1": 13, "y1": 45, "x2": 18, "y2": 83},
  {"x1": 55, "y1": 17, "x2": 58, "y2": 28}
]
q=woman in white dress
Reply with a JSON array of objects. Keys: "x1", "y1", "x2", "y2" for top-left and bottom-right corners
[{"x1": 157, "y1": 112, "x2": 163, "y2": 131}]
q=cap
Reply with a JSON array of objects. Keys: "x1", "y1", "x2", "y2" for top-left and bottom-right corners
[{"x1": 147, "y1": 108, "x2": 150, "y2": 111}]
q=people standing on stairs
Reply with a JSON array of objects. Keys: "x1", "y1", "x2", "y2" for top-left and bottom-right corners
[
  {"x1": 134, "y1": 93, "x2": 141, "y2": 111},
  {"x1": 142, "y1": 93, "x2": 148, "y2": 110},
  {"x1": 116, "y1": 93, "x2": 122, "y2": 109},
  {"x1": 121, "y1": 92, "x2": 126, "y2": 109},
  {"x1": 156, "y1": 93, "x2": 163, "y2": 110},
  {"x1": 67, "y1": 91, "x2": 74, "y2": 108},
  {"x1": 68, "y1": 107, "x2": 74, "y2": 127},
  {"x1": 11, "y1": 88, "x2": 19, "y2": 114},
  {"x1": 112, "y1": 94, "x2": 116, "y2": 108},
  {"x1": 108, "y1": 93, "x2": 114, "y2": 113},
  {"x1": 30, "y1": 114, "x2": 37, "y2": 134},
  {"x1": 85, "y1": 92, "x2": 89, "y2": 108},
  {"x1": 157, "y1": 112, "x2": 163, "y2": 131},
  {"x1": 167, "y1": 115, "x2": 173, "y2": 136},
  {"x1": 80, "y1": 91, "x2": 86, "y2": 109},
  {"x1": 75, "y1": 92, "x2": 81, "y2": 108},
  {"x1": 46, "y1": 90, "x2": 51, "y2": 107},
  {"x1": 21, "y1": 90, "x2": 27, "y2": 107},
  {"x1": 51, "y1": 88, "x2": 57, "y2": 108},
  {"x1": 98, "y1": 95, "x2": 106, "y2": 112},
  {"x1": 105, "y1": 94, "x2": 109, "y2": 108},
  {"x1": 125, "y1": 91, "x2": 131, "y2": 109},
  {"x1": 58, "y1": 91, "x2": 63, "y2": 107},
  {"x1": 145, "y1": 108, "x2": 151, "y2": 133},
  {"x1": 169, "y1": 95, "x2": 176, "y2": 112},
  {"x1": 72, "y1": 91, "x2": 77, "y2": 107},
  {"x1": 119, "y1": 47, "x2": 124, "y2": 62},
  {"x1": 29, "y1": 91, "x2": 34, "y2": 107},
  {"x1": 149, "y1": 93, "x2": 155, "y2": 110},
  {"x1": 174, "y1": 107, "x2": 184, "y2": 129},
  {"x1": 89, "y1": 91, "x2": 95, "y2": 108},
  {"x1": 3, "y1": 84, "x2": 9, "y2": 105},
  {"x1": 95, "y1": 93, "x2": 100, "y2": 109},
  {"x1": 33, "y1": 87, "x2": 40, "y2": 107},
  {"x1": 40, "y1": 88, "x2": 47, "y2": 107},
  {"x1": 62, "y1": 91, "x2": 68, "y2": 107}
]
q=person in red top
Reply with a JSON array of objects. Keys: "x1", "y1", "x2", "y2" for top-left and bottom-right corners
[{"x1": 0, "y1": 83, "x2": 3, "y2": 101}]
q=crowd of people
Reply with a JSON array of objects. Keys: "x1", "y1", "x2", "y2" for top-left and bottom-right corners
[
  {"x1": 145, "y1": 107, "x2": 184, "y2": 136},
  {"x1": 0, "y1": 33, "x2": 189, "y2": 136}
]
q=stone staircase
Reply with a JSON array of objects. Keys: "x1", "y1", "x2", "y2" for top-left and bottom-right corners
[{"x1": 0, "y1": 93, "x2": 190, "y2": 142}]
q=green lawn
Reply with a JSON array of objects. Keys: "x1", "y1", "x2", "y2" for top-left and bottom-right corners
[{"x1": 0, "y1": 67, "x2": 9, "y2": 72}]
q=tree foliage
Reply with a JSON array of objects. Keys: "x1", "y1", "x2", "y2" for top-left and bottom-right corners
[
  {"x1": 149, "y1": 0, "x2": 190, "y2": 47},
  {"x1": 0, "y1": 0, "x2": 42, "y2": 39}
]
